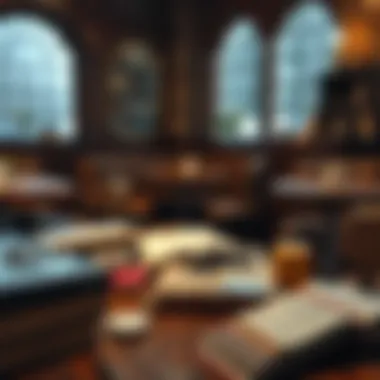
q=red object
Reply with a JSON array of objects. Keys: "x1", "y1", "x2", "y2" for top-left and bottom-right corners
[{"x1": 110, "y1": 266, "x2": 149, "y2": 290}]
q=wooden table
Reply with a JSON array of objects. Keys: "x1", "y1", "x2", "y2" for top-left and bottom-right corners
[
  {"x1": 15, "y1": 286, "x2": 380, "y2": 380},
  {"x1": 100, "y1": 286, "x2": 380, "y2": 380}
]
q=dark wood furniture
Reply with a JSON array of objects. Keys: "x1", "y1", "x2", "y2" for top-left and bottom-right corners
[
  {"x1": 0, "y1": 235, "x2": 107, "y2": 378},
  {"x1": 10, "y1": 284, "x2": 380, "y2": 380},
  {"x1": 102, "y1": 287, "x2": 380, "y2": 380},
  {"x1": 75, "y1": 153, "x2": 263, "y2": 239}
]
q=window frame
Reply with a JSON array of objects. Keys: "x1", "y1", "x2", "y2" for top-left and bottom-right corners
[
  {"x1": 104, "y1": 39, "x2": 162, "y2": 147},
  {"x1": 207, "y1": 1, "x2": 339, "y2": 151},
  {"x1": 270, "y1": 0, "x2": 339, "y2": 141},
  {"x1": 210, "y1": 15, "x2": 268, "y2": 150},
  {"x1": 0, "y1": 7, "x2": 84, "y2": 151}
]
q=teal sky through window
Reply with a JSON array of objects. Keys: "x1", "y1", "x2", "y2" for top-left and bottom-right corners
[
  {"x1": 0, "y1": 14, "x2": 76, "y2": 143},
  {"x1": 214, "y1": 18, "x2": 262, "y2": 145},
  {"x1": 274, "y1": 1, "x2": 338, "y2": 136}
]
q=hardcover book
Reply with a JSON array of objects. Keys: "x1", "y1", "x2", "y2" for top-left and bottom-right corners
[{"x1": 200, "y1": 282, "x2": 380, "y2": 380}]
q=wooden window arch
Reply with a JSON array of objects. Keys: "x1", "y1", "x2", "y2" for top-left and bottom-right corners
[
  {"x1": 213, "y1": 17, "x2": 263, "y2": 145},
  {"x1": 0, "y1": 12, "x2": 77, "y2": 143},
  {"x1": 273, "y1": 0, "x2": 338, "y2": 137}
]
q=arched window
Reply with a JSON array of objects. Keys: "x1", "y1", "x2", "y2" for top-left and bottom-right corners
[
  {"x1": 0, "y1": 13, "x2": 76, "y2": 143},
  {"x1": 274, "y1": 1, "x2": 338, "y2": 136},
  {"x1": 213, "y1": 18, "x2": 262, "y2": 145},
  {"x1": 108, "y1": 41, "x2": 158, "y2": 142}
]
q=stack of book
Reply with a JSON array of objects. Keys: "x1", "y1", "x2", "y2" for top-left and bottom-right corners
[
  {"x1": 0, "y1": 235, "x2": 107, "y2": 377},
  {"x1": 36, "y1": 219, "x2": 137, "y2": 252},
  {"x1": 150, "y1": 255, "x2": 272, "y2": 309}
]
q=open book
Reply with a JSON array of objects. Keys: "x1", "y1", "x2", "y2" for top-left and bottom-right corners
[
  {"x1": 36, "y1": 220, "x2": 137, "y2": 251},
  {"x1": 200, "y1": 282, "x2": 380, "y2": 380}
]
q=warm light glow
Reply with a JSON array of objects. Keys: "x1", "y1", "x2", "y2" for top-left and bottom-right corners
[
  {"x1": 364, "y1": 0, "x2": 380, "y2": 11},
  {"x1": 337, "y1": 17, "x2": 375, "y2": 65},
  {"x1": 178, "y1": 156, "x2": 202, "y2": 180}
]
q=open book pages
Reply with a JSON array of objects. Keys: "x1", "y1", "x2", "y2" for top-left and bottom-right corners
[
  {"x1": 200, "y1": 282, "x2": 380, "y2": 380},
  {"x1": 36, "y1": 220, "x2": 137, "y2": 251},
  {"x1": 138, "y1": 224, "x2": 237, "y2": 266},
  {"x1": 151, "y1": 255, "x2": 273, "y2": 301},
  {"x1": 236, "y1": 281, "x2": 380, "y2": 350},
  {"x1": 304, "y1": 281, "x2": 380, "y2": 325},
  {"x1": 238, "y1": 292, "x2": 349, "y2": 351}
]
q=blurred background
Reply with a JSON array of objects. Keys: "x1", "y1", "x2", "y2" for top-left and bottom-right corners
[{"x1": 1, "y1": 0, "x2": 380, "y2": 379}]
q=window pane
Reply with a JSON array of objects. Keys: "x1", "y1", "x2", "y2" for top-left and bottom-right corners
[
  {"x1": 108, "y1": 42, "x2": 158, "y2": 142},
  {"x1": 213, "y1": 19, "x2": 262, "y2": 145},
  {"x1": 274, "y1": 1, "x2": 338, "y2": 136},
  {"x1": 0, "y1": 14, "x2": 76, "y2": 143}
]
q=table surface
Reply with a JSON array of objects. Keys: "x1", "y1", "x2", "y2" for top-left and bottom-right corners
[
  {"x1": 15, "y1": 287, "x2": 380, "y2": 380},
  {"x1": 100, "y1": 285, "x2": 380, "y2": 380}
]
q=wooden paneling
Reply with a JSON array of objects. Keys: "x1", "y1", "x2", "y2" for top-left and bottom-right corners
[
  {"x1": 76, "y1": 153, "x2": 260, "y2": 220},
  {"x1": 0, "y1": 0, "x2": 379, "y2": 222},
  {"x1": 0, "y1": 0, "x2": 378, "y2": 149}
]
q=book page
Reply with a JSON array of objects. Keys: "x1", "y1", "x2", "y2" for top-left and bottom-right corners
[{"x1": 241, "y1": 293, "x2": 348, "y2": 350}]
